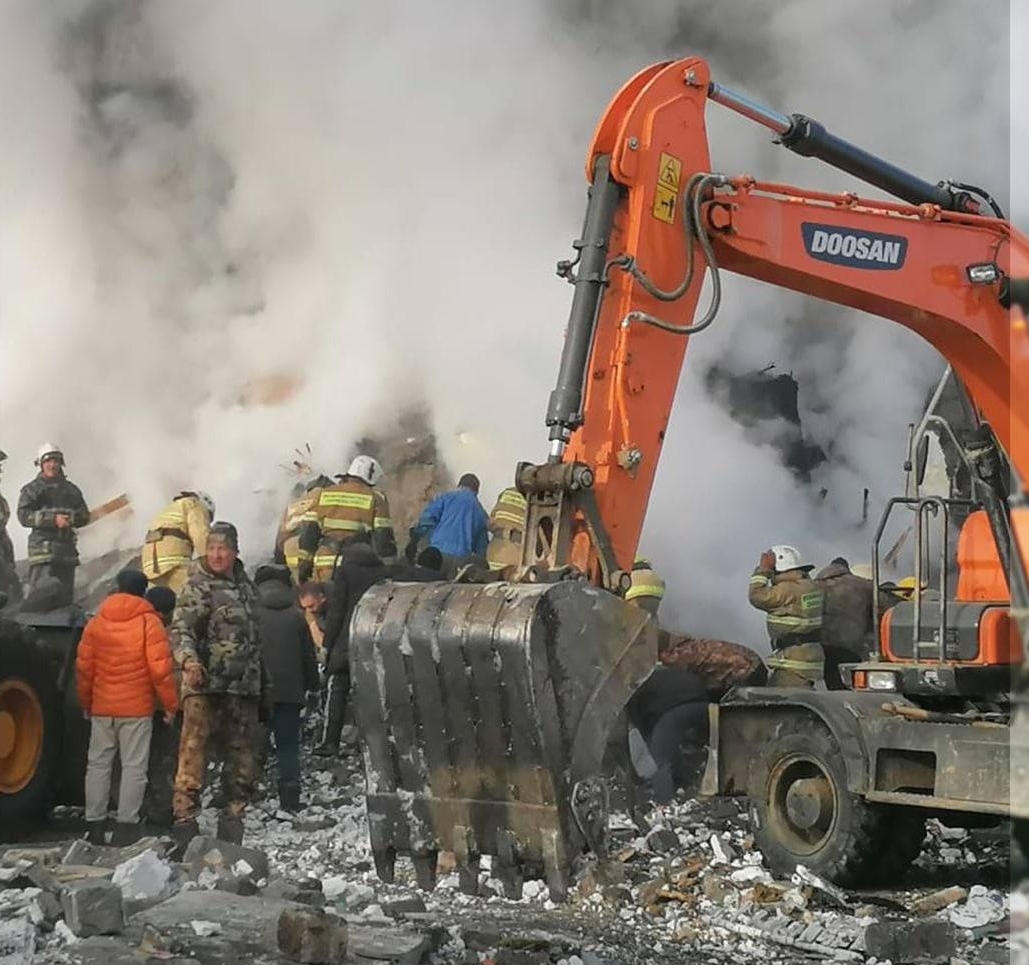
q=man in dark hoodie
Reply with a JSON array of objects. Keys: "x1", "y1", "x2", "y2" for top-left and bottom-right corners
[
  {"x1": 815, "y1": 557, "x2": 875, "y2": 689},
  {"x1": 254, "y1": 564, "x2": 320, "y2": 811},
  {"x1": 313, "y1": 540, "x2": 388, "y2": 757}
]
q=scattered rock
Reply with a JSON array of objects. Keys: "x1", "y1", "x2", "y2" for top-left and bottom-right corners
[
  {"x1": 277, "y1": 906, "x2": 348, "y2": 963},
  {"x1": 110, "y1": 848, "x2": 173, "y2": 901},
  {"x1": 191, "y1": 919, "x2": 223, "y2": 937},
  {"x1": 60, "y1": 879, "x2": 125, "y2": 937},
  {"x1": 701, "y1": 875, "x2": 734, "y2": 903},
  {"x1": 381, "y1": 896, "x2": 427, "y2": 917},
  {"x1": 214, "y1": 873, "x2": 260, "y2": 896},
  {"x1": 63, "y1": 839, "x2": 103, "y2": 866},
  {"x1": 182, "y1": 836, "x2": 270, "y2": 882},
  {"x1": 863, "y1": 919, "x2": 957, "y2": 963},
  {"x1": 0, "y1": 917, "x2": 35, "y2": 965},
  {"x1": 262, "y1": 879, "x2": 326, "y2": 907},
  {"x1": 709, "y1": 835, "x2": 735, "y2": 866},
  {"x1": 646, "y1": 828, "x2": 679, "y2": 854},
  {"x1": 294, "y1": 817, "x2": 336, "y2": 832},
  {"x1": 912, "y1": 885, "x2": 969, "y2": 915}
]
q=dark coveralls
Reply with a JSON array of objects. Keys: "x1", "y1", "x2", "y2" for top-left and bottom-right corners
[{"x1": 17, "y1": 472, "x2": 89, "y2": 606}]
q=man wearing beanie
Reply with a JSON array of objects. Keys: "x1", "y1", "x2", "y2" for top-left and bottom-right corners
[
  {"x1": 75, "y1": 568, "x2": 178, "y2": 844},
  {"x1": 170, "y1": 522, "x2": 270, "y2": 846}
]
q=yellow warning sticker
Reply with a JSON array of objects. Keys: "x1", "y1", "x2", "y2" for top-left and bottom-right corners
[
  {"x1": 652, "y1": 185, "x2": 677, "y2": 224},
  {"x1": 652, "y1": 151, "x2": 682, "y2": 224},
  {"x1": 658, "y1": 152, "x2": 682, "y2": 191}
]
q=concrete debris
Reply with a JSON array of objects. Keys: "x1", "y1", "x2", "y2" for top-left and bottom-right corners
[
  {"x1": 59, "y1": 880, "x2": 124, "y2": 938},
  {"x1": 181, "y1": 836, "x2": 270, "y2": 881},
  {"x1": 189, "y1": 920, "x2": 222, "y2": 937},
  {"x1": 791, "y1": 864, "x2": 850, "y2": 908},
  {"x1": 0, "y1": 917, "x2": 36, "y2": 965},
  {"x1": 911, "y1": 884, "x2": 969, "y2": 915},
  {"x1": 863, "y1": 919, "x2": 956, "y2": 962},
  {"x1": 109, "y1": 849, "x2": 172, "y2": 901},
  {"x1": 277, "y1": 907, "x2": 348, "y2": 963},
  {"x1": 948, "y1": 885, "x2": 1007, "y2": 929}
]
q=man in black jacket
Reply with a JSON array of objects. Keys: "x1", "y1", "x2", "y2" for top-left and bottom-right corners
[
  {"x1": 313, "y1": 542, "x2": 388, "y2": 757},
  {"x1": 254, "y1": 565, "x2": 320, "y2": 810}
]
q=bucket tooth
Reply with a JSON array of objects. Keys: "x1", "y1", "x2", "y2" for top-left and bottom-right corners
[
  {"x1": 453, "y1": 824, "x2": 481, "y2": 896},
  {"x1": 541, "y1": 828, "x2": 570, "y2": 903},
  {"x1": 495, "y1": 829, "x2": 524, "y2": 900},
  {"x1": 412, "y1": 851, "x2": 439, "y2": 892},
  {"x1": 372, "y1": 846, "x2": 396, "y2": 884}
]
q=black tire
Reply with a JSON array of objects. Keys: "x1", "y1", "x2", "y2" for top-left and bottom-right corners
[
  {"x1": 1014, "y1": 819, "x2": 1029, "y2": 860},
  {"x1": 0, "y1": 624, "x2": 61, "y2": 836},
  {"x1": 748, "y1": 718, "x2": 925, "y2": 887}
]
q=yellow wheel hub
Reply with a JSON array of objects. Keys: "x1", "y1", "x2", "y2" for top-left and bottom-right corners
[{"x1": 0, "y1": 679, "x2": 44, "y2": 795}]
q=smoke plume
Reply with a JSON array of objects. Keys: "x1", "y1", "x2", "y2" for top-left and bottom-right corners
[{"x1": 0, "y1": 1, "x2": 1011, "y2": 646}]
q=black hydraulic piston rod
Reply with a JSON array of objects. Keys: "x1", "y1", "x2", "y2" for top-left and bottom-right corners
[
  {"x1": 708, "y1": 82, "x2": 977, "y2": 213},
  {"x1": 545, "y1": 156, "x2": 623, "y2": 461}
]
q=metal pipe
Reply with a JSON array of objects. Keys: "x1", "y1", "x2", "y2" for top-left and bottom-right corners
[
  {"x1": 545, "y1": 156, "x2": 623, "y2": 460},
  {"x1": 708, "y1": 81, "x2": 973, "y2": 212}
]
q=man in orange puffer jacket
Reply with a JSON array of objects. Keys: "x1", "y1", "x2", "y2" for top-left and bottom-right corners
[{"x1": 76, "y1": 568, "x2": 179, "y2": 844}]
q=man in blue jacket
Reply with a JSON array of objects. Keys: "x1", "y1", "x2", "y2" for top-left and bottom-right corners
[{"x1": 406, "y1": 474, "x2": 489, "y2": 571}]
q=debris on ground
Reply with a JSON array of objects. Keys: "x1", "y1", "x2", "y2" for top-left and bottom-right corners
[{"x1": 0, "y1": 744, "x2": 1018, "y2": 965}]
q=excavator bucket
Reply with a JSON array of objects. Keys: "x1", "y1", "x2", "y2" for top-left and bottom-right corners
[{"x1": 349, "y1": 579, "x2": 658, "y2": 901}]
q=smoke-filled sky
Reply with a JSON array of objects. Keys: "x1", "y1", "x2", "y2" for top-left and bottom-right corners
[{"x1": 0, "y1": 1, "x2": 1015, "y2": 646}]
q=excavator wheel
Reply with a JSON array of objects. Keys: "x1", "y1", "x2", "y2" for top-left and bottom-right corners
[
  {"x1": 350, "y1": 578, "x2": 658, "y2": 902},
  {"x1": 0, "y1": 622, "x2": 61, "y2": 837},
  {"x1": 749, "y1": 718, "x2": 925, "y2": 886}
]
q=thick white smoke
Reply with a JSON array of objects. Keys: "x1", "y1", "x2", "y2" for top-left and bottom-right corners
[{"x1": 0, "y1": 1, "x2": 1013, "y2": 646}]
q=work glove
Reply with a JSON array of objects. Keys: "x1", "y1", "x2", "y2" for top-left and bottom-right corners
[{"x1": 759, "y1": 549, "x2": 776, "y2": 572}]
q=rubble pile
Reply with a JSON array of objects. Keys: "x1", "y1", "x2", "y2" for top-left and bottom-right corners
[{"x1": 1, "y1": 749, "x2": 1020, "y2": 965}]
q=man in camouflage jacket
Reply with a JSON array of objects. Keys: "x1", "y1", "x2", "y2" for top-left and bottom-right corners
[
  {"x1": 170, "y1": 521, "x2": 271, "y2": 845},
  {"x1": 17, "y1": 446, "x2": 89, "y2": 606}
]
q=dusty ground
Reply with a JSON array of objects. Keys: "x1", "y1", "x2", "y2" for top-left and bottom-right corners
[{"x1": 2, "y1": 728, "x2": 1024, "y2": 965}]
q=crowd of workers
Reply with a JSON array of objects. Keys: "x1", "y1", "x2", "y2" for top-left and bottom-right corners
[{"x1": 0, "y1": 443, "x2": 914, "y2": 845}]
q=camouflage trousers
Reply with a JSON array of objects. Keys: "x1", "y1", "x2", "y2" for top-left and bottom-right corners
[
  {"x1": 172, "y1": 694, "x2": 260, "y2": 822},
  {"x1": 766, "y1": 642, "x2": 825, "y2": 688},
  {"x1": 660, "y1": 633, "x2": 767, "y2": 697}
]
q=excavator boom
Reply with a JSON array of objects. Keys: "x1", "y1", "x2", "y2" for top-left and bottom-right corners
[{"x1": 351, "y1": 56, "x2": 1029, "y2": 899}]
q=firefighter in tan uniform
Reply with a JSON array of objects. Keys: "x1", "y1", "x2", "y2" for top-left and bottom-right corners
[
  {"x1": 486, "y1": 487, "x2": 527, "y2": 571},
  {"x1": 748, "y1": 545, "x2": 824, "y2": 687},
  {"x1": 275, "y1": 475, "x2": 331, "y2": 584},
  {"x1": 297, "y1": 455, "x2": 396, "y2": 582},
  {"x1": 626, "y1": 556, "x2": 666, "y2": 615},
  {"x1": 141, "y1": 492, "x2": 215, "y2": 596}
]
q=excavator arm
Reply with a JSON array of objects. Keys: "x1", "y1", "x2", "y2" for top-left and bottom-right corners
[{"x1": 533, "y1": 56, "x2": 1029, "y2": 598}]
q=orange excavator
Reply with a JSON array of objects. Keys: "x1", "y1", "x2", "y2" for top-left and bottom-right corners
[{"x1": 349, "y1": 56, "x2": 1029, "y2": 897}]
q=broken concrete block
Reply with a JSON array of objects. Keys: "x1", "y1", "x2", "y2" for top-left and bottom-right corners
[
  {"x1": 863, "y1": 919, "x2": 956, "y2": 963},
  {"x1": 381, "y1": 896, "x2": 427, "y2": 917},
  {"x1": 110, "y1": 849, "x2": 172, "y2": 901},
  {"x1": 214, "y1": 873, "x2": 259, "y2": 896},
  {"x1": 911, "y1": 885, "x2": 969, "y2": 915},
  {"x1": 63, "y1": 839, "x2": 102, "y2": 866},
  {"x1": 277, "y1": 906, "x2": 348, "y2": 963},
  {"x1": 262, "y1": 879, "x2": 326, "y2": 907},
  {"x1": 29, "y1": 890, "x2": 63, "y2": 925},
  {"x1": 181, "y1": 836, "x2": 269, "y2": 881},
  {"x1": 190, "y1": 920, "x2": 223, "y2": 937},
  {"x1": 348, "y1": 924, "x2": 430, "y2": 965},
  {"x1": 0, "y1": 917, "x2": 36, "y2": 965},
  {"x1": 645, "y1": 828, "x2": 679, "y2": 854},
  {"x1": 60, "y1": 879, "x2": 125, "y2": 937}
]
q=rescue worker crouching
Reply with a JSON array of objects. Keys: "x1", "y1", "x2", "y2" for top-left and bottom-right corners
[
  {"x1": 141, "y1": 491, "x2": 215, "y2": 595},
  {"x1": 17, "y1": 444, "x2": 89, "y2": 607},
  {"x1": 297, "y1": 455, "x2": 396, "y2": 583},
  {"x1": 486, "y1": 486, "x2": 527, "y2": 572},
  {"x1": 170, "y1": 522, "x2": 272, "y2": 848},
  {"x1": 748, "y1": 545, "x2": 824, "y2": 688}
]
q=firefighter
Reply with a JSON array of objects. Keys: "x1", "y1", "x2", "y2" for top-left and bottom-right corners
[
  {"x1": 275, "y1": 474, "x2": 332, "y2": 584},
  {"x1": 297, "y1": 455, "x2": 396, "y2": 582},
  {"x1": 486, "y1": 486, "x2": 527, "y2": 571},
  {"x1": 0, "y1": 449, "x2": 20, "y2": 603},
  {"x1": 17, "y1": 444, "x2": 89, "y2": 606},
  {"x1": 626, "y1": 556, "x2": 666, "y2": 615},
  {"x1": 141, "y1": 491, "x2": 215, "y2": 596},
  {"x1": 748, "y1": 545, "x2": 824, "y2": 687}
]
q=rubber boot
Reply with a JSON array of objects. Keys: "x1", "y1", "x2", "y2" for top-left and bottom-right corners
[
  {"x1": 278, "y1": 782, "x2": 302, "y2": 814},
  {"x1": 216, "y1": 813, "x2": 244, "y2": 845},
  {"x1": 170, "y1": 818, "x2": 199, "y2": 859},
  {"x1": 110, "y1": 822, "x2": 142, "y2": 847},
  {"x1": 84, "y1": 821, "x2": 107, "y2": 846}
]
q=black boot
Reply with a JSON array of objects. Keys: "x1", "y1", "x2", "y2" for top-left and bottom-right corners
[
  {"x1": 84, "y1": 821, "x2": 107, "y2": 846},
  {"x1": 110, "y1": 822, "x2": 142, "y2": 847},
  {"x1": 278, "y1": 782, "x2": 302, "y2": 814},
  {"x1": 216, "y1": 814, "x2": 244, "y2": 845}
]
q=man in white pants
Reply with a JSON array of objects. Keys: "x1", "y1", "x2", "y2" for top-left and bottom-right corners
[{"x1": 76, "y1": 569, "x2": 179, "y2": 844}]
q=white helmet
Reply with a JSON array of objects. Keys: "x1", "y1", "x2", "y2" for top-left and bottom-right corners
[
  {"x1": 348, "y1": 455, "x2": 383, "y2": 487},
  {"x1": 196, "y1": 491, "x2": 215, "y2": 517},
  {"x1": 771, "y1": 544, "x2": 813, "y2": 573},
  {"x1": 35, "y1": 443, "x2": 63, "y2": 466},
  {"x1": 850, "y1": 562, "x2": 874, "y2": 580}
]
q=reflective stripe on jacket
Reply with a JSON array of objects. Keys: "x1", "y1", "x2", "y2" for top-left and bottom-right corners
[
  {"x1": 626, "y1": 565, "x2": 665, "y2": 603},
  {"x1": 489, "y1": 487, "x2": 527, "y2": 536},
  {"x1": 141, "y1": 495, "x2": 210, "y2": 580},
  {"x1": 300, "y1": 477, "x2": 396, "y2": 564},
  {"x1": 748, "y1": 566, "x2": 823, "y2": 646}
]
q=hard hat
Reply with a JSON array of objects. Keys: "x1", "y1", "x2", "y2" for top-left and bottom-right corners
[
  {"x1": 348, "y1": 455, "x2": 384, "y2": 487},
  {"x1": 850, "y1": 563, "x2": 874, "y2": 580},
  {"x1": 196, "y1": 491, "x2": 215, "y2": 517},
  {"x1": 35, "y1": 444, "x2": 63, "y2": 466},
  {"x1": 771, "y1": 544, "x2": 813, "y2": 574},
  {"x1": 633, "y1": 556, "x2": 652, "y2": 570}
]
